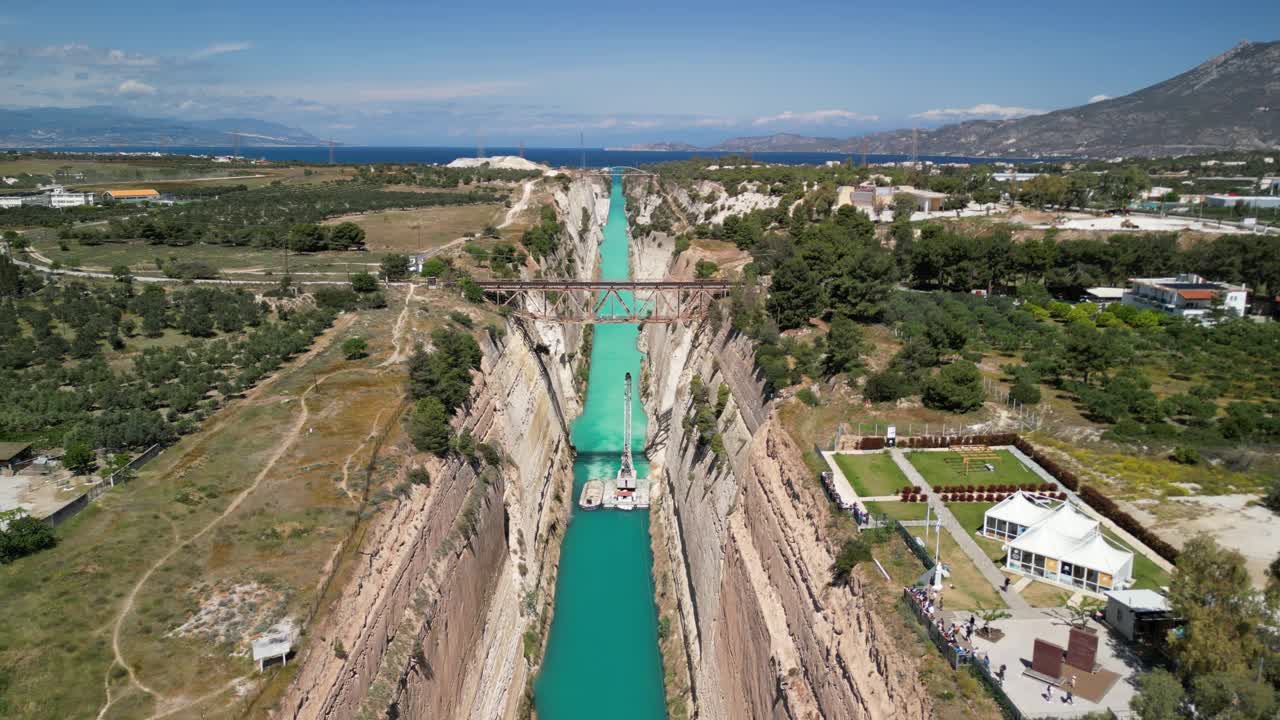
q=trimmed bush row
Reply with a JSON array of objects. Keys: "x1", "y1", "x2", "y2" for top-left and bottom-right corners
[
  {"x1": 900, "y1": 493, "x2": 930, "y2": 502},
  {"x1": 852, "y1": 433, "x2": 1019, "y2": 450},
  {"x1": 939, "y1": 491, "x2": 1068, "y2": 503},
  {"x1": 926, "y1": 482, "x2": 1056, "y2": 493},
  {"x1": 1012, "y1": 437, "x2": 1179, "y2": 563},
  {"x1": 1079, "y1": 485, "x2": 1180, "y2": 563},
  {"x1": 1013, "y1": 437, "x2": 1080, "y2": 492}
]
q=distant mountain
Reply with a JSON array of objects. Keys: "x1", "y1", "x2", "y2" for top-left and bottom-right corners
[
  {"x1": 711, "y1": 133, "x2": 846, "y2": 152},
  {"x1": 671, "y1": 41, "x2": 1280, "y2": 158},
  {"x1": 606, "y1": 142, "x2": 701, "y2": 151},
  {"x1": 0, "y1": 107, "x2": 325, "y2": 148}
]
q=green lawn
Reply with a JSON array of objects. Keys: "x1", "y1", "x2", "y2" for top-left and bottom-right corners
[
  {"x1": 1102, "y1": 530, "x2": 1171, "y2": 590},
  {"x1": 907, "y1": 527, "x2": 1006, "y2": 611},
  {"x1": 906, "y1": 449, "x2": 1043, "y2": 490},
  {"x1": 945, "y1": 501, "x2": 996, "y2": 535},
  {"x1": 832, "y1": 452, "x2": 910, "y2": 496},
  {"x1": 864, "y1": 500, "x2": 929, "y2": 521}
]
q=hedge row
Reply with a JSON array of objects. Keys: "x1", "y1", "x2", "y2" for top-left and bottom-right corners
[
  {"x1": 1013, "y1": 438, "x2": 1080, "y2": 492},
  {"x1": 1013, "y1": 437, "x2": 1179, "y2": 563},
  {"x1": 852, "y1": 433, "x2": 1019, "y2": 450},
  {"x1": 1079, "y1": 485, "x2": 1180, "y2": 563}
]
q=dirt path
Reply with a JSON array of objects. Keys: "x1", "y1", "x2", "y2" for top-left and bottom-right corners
[
  {"x1": 383, "y1": 283, "x2": 417, "y2": 366},
  {"x1": 499, "y1": 179, "x2": 537, "y2": 229},
  {"x1": 94, "y1": 316, "x2": 356, "y2": 720}
]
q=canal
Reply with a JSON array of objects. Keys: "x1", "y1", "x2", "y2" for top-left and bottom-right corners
[{"x1": 534, "y1": 174, "x2": 666, "y2": 719}]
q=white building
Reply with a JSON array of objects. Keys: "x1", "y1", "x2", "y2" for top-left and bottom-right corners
[
  {"x1": 0, "y1": 196, "x2": 22, "y2": 209},
  {"x1": 49, "y1": 189, "x2": 95, "y2": 208},
  {"x1": 1205, "y1": 194, "x2": 1280, "y2": 210},
  {"x1": 983, "y1": 492, "x2": 1135, "y2": 593},
  {"x1": 991, "y1": 172, "x2": 1039, "y2": 182},
  {"x1": 1104, "y1": 589, "x2": 1173, "y2": 642},
  {"x1": 1121, "y1": 273, "x2": 1247, "y2": 321}
]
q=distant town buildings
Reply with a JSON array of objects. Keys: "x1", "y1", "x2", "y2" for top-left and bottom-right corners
[
  {"x1": 1121, "y1": 273, "x2": 1247, "y2": 321},
  {"x1": 834, "y1": 183, "x2": 950, "y2": 216},
  {"x1": 991, "y1": 172, "x2": 1039, "y2": 182},
  {"x1": 0, "y1": 184, "x2": 96, "y2": 209},
  {"x1": 50, "y1": 188, "x2": 95, "y2": 208},
  {"x1": 1204, "y1": 194, "x2": 1280, "y2": 210}
]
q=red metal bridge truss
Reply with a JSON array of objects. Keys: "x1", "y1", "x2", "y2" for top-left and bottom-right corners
[{"x1": 476, "y1": 280, "x2": 735, "y2": 324}]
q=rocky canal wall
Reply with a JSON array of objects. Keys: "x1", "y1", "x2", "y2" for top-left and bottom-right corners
[
  {"x1": 275, "y1": 176, "x2": 607, "y2": 720},
  {"x1": 633, "y1": 176, "x2": 931, "y2": 720}
]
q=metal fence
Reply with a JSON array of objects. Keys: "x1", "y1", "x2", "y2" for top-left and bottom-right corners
[
  {"x1": 969, "y1": 660, "x2": 1027, "y2": 720},
  {"x1": 902, "y1": 588, "x2": 966, "y2": 669},
  {"x1": 43, "y1": 443, "x2": 165, "y2": 527}
]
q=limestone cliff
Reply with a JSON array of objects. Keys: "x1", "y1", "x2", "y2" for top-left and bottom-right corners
[
  {"x1": 275, "y1": 176, "x2": 608, "y2": 720},
  {"x1": 276, "y1": 320, "x2": 576, "y2": 720},
  {"x1": 632, "y1": 174, "x2": 931, "y2": 720}
]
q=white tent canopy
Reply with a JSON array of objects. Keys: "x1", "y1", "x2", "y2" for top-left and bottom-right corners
[
  {"x1": 986, "y1": 492, "x2": 1055, "y2": 528},
  {"x1": 992, "y1": 497, "x2": 1135, "y2": 592}
]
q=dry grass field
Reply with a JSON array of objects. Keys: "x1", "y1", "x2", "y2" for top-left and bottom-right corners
[
  {"x1": 0, "y1": 284, "x2": 502, "y2": 720},
  {"x1": 321, "y1": 203, "x2": 504, "y2": 254}
]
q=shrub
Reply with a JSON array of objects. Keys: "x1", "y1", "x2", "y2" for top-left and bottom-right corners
[
  {"x1": 832, "y1": 538, "x2": 872, "y2": 585},
  {"x1": 1170, "y1": 446, "x2": 1202, "y2": 465},
  {"x1": 796, "y1": 388, "x2": 819, "y2": 407},
  {"x1": 0, "y1": 511, "x2": 57, "y2": 563},
  {"x1": 341, "y1": 337, "x2": 368, "y2": 360},
  {"x1": 694, "y1": 259, "x2": 720, "y2": 278},
  {"x1": 350, "y1": 272, "x2": 378, "y2": 293},
  {"x1": 1009, "y1": 378, "x2": 1041, "y2": 405},
  {"x1": 923, "y1": 361, "x2": 986, "y2": 413},
  {"x1": 408, "y1": 397, "x2": 452, "y2": 455}
]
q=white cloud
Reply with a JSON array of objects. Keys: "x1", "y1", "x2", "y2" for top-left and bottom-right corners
[
  {"x1": 191, "y1": 42, "x2": 252, "y2": 60},
  {"x1": 29, "y1": 45, "x2": 158, "y2": 67},
  {"x1": 355, "y1": 81, "x2": 523, "y2": 102},
  {"x1": 1088, "y1": 94, "x2": 1111, "y2": 103},
  {"x1": 693, "y1": 116, "x2": 738, "y2": 127},
  {"x1": 909, "y1": 103, "x2": 1045, "y2": 121},
  {"x1": 117, "y1": 79, "x2": 156, "y2": 95},
  {"x1": 752, "y1": 109, "x2": 879, "y2": 126}
]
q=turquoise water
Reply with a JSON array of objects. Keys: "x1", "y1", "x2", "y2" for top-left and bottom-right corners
[{"x1": 533, "y1": 177, "x2": 666, "y2": 719}]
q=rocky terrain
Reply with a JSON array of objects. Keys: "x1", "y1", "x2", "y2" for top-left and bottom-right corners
[
  {"x1": 277, "y1": 174, "x2": 927, "y2": 720},
  {"x1": 630, "y1": 178, "x2": 932, "y2": 719},
  {"x1": 275, "y1": 177, "x2": 606, "y2": 720}
]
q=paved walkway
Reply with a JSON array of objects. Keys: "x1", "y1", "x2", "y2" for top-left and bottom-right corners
[
  {"x1": 819, "y1": 450, "x2": 863, "y2": 512},
  {"x1": 890, "y1": 448, "x2": 1032, "y2": 611}
]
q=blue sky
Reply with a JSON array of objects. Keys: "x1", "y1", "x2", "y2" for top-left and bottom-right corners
[{"x1": 1, "y1": 0, "x2": 1275, "y2": 145}]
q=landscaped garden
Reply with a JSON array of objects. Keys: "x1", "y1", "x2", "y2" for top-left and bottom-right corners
[
  {"x1": 833, "y1": 451, "x2": 910, "y2": 496},
  {"x1": 864, "y1": 500, "x2": 930, "y2": 522},
  {"x1": 906, "y1": 448, "x2": 1042, "y2": 488}
]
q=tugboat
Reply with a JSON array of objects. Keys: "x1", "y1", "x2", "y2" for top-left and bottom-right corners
[{"x1": 579, "y1": 479, "x2": 604, "y2": 510}]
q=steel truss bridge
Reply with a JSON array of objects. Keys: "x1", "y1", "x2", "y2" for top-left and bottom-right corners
[
  {"x1": 579, "y1": 166, "x2": 657, "y2": 177},
  {"x1": 476, "y1": 280, "x2": 734, "y2": 324}
]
